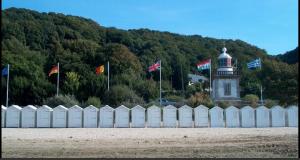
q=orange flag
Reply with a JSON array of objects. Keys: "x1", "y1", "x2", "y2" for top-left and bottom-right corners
[
  {"x1": 48, "y1": 66, "x2": 58, "y2": 76},
  {"x1": 96, "y1": 65, "x2": 104, "y2": 75}
]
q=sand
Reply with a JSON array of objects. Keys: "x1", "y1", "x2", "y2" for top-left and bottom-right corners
[{"x1": 1, "y1": 128, "x2": 298, "y2": 158}]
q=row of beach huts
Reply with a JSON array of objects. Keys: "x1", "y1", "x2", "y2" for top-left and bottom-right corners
[{"x1": 1, "y1": 104, "x2": 298, "y2": 128}]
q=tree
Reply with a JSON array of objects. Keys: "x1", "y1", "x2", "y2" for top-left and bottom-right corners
[{"x1": 63, "y1": 72, "x2": 80, "y2": 95}]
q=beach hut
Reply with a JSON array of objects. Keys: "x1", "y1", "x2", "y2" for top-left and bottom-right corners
[
  {"x1": 240, "y1": 106, "x2": 255, "y2": 128},
  {"x1": 21, "y1": 105, "x2": 37, "y2": 128},
  {"x1": 286, "y1": 105, "x2": 298, "y2": 127},
  {"x1": 178, "y1": 105, "x2": 193, "y2": 128},
  {"x1": 163, "y1": 105, "x2": 177, "y2": 128},
  {"x1": 131, "y1": 105, "x2": 145, "y2": 128},
  {"x1": 115, "y1": 105, "x2": 130, "y2": 128},
  {"x1": 37, "y1": 105, "x2": 53, "y2": 128},
  {"x1": 147, "y1": 105, "x2": 161, "y2": 128},
  {"x1": 99, "y1": 105, "x2": 114, "y2": 128},
  {"x1": 83, "y1": 105, "x2": 98, "y2": 128},
  {"x1": 52, "y1": 105, "x2": 68, "y2": 128},
  {"x1": 270, "y1": 105, "x2": 285, "y2": 127},
  {"x1": 6, "y1": 105, "x2": 22, "y2": 128},
  {"x1": 194, "y1": 105, "x2": 209, "y2": 127},
  {"x1": 68, "y1": 105, "x2": 83, "y2": 128},
  {"x1": 209, "y1": 106, "x2": 225, "y2": 127},
  {"x1": 225, "y1": 106, "x2": 240, "y2": 128},
  {"x1": 255, "y1": 106, "x2": 270, "y2": 128},
  {"x1": 2, "y1": 105, "x2": 7, "y2": 127}
]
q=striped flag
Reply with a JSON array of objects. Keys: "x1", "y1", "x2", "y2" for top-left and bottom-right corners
[
  {"x1": 247, "y1": 58, "x2": 261, "y2": 69},
  {"x1": 196, "y1": 59, "x2": 211, "y2": 71}
]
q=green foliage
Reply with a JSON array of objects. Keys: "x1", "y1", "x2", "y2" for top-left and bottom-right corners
[
  {"x1": 187, "y1": 92, "x2": 213, "y2": 108},
  {"x1": 43, "y1": 94, "x2": 80, "y2": 108},
  {"x1": 264, "y1": 99, "x2": 278, "y2": 108},
  {"x1": 63, "y1": 72, "x2": 80, "y2": 95},
  {"x1": 1, "y1": 8, "x2": 298, "y2": 106},
  {"x1": 85, "y1": 96, "x2": 101, "y2": 108},
  {"x1": 242, "y1": 94, "x2": 259, "y2": 107},
  {"x1": 217, "y1": 101, "x2": 230, "y2": 109},
  {"x1": 104, "y1": 85, "x2": 144, "y2": 107}
]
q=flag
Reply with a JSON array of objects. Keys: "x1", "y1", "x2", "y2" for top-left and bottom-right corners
[
  {"x1": 148, "y1": 61, "x2": 160, "y2": 72},
  {"x1": 48, "y1": 66, "x2": 58, "y2": 76},
  {"x1": 196, "y1": 59, "x2": 211, "y2": 71},
  {"x1": 96, "y1": 65, "x2": 104, "y2": 75},
  {"x1": 2, "y1": 67, "x2": 8, "y2": 76},
  {"x1": 247, "y1": 58, "x2": 261, "y2": 69}
]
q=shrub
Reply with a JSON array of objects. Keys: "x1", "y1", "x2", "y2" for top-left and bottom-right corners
[
  {"x1": 85, "y1": 96, "x2": 101, "y2": 108},
  {"x1": 217, "y1": 101, "x2": 230, "y2": 109},
  {"x1": 104, "y1": 85, "x2": 145, "y2": 107},
  {"x1": 187, "y1": 92, "x2": 213, "y2": 108},
  {"x1": 242, "y1": 94, "x2": 259, "y2": 107},
  {"x1": 43, "y1": 94, "x2": 80, "y2": 108},
  {"x1": 264, "y1": 99, "x2": 278, "y2": 108}
]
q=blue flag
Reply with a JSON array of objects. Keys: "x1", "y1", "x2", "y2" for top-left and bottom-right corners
[
  {"x1": 2, "y1": 67, "x2": 8, "y2": 76},
  {"x1": 247, "y1": 58, "x2": 261, "y2": 69}
]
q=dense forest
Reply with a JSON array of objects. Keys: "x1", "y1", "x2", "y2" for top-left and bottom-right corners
[
  {"x1": 1, "y1": 8, "x2": 298, "y2": 107},
  {"x1": 275, "y1": 47, "x2": 298, "y2": 64}
]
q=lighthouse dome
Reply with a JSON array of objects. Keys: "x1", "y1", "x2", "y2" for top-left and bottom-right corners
[{"x1": 218, "y1": 47, "x2": 232, "y2": 59}]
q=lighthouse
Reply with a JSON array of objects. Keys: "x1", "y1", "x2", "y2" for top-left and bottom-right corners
[{"x1": 212, "y1": 47, "x2": 241, "y2": 103}]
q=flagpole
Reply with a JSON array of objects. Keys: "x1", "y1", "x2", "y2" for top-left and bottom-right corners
[
  {"x1": 259, "y1": 58, "x2": 263, "y2": 105},
  {"x1": 209, "y1": 59, "x2": 212, "y2": 97},
  {"x1": 6, "y1": 64, "x2": 9, "y2": 107},
  {"x1": 108, "y1": 61, "x2": 110, "y2": 91},
  {"x1": 57, "y1": 62, "x2": 59, "y2": 96},
  {"x1": 159, "y1": 60, "x2": 162, "y2": 106}
]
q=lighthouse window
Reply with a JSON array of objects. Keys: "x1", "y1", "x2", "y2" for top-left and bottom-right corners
[
  {"x1": 219, "y1": 59, "x2": 227, "y2": 67},
  {"x1": 224, "y1": 82, "x2": 231, "y2": 96}
]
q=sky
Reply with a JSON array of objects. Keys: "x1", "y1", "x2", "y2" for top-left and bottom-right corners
[{"x1": 2, "y1": 0, "x2": 298, "y2": 55}]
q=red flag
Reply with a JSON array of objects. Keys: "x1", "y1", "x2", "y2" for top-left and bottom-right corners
[
  {"x1": 148, "y1": 61, "x2": 160, "y2": 72},
  {"x1": 48, "y1": 66, "x2": 58, "y2": 76}
]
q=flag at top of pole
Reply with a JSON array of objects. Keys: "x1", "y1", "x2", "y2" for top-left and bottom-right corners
[
  {"x1": 196, "y1": 59, "x2": 211, "y2": 71},
  {"x1": 148, "y1": 60, "x2": 162, "y2": 106},
  {"x1": 48, "y1": 63, "x2": 60, "y2": 96},
  {"x1": 148, "y1": 61, "x2": 160, "y2": 72},
  {"x1": 2, "y1": 64, "x2": 10, "y2": 107}
]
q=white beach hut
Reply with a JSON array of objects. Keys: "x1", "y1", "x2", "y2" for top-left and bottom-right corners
[
  {"x1": 194, "y1": 105, "x2": 209, "y2": 127},
  {"x1": 37, "y1": 105, "x2": 53, "y2": 128},
  {"x1": 209, "y1": 106, "x2": 225, "y2": 127},
  {"x1": 163, "y1": 105, "x2": 177, "y2": 128},
  {"x1": 83, "y1": 105, "x2": 98, "y2": 128},
  {"x1": 68, "y1": 105, "x2": 83, "y2": 128},
  {"x1": 286, "y1": 105, "x2": 298, "y2": 127},
  {"x1": 240, "y1": 106, "x2": 255, "y2": 128},
  {"x1": 52, "y1": 105, "x2": 68, "y2": 128},
  {"x1": 2, "y1": 105, "x2": 7, "y2": 127},
  {"x1": 147, "y1": 105, "x2": 161, "y2": 128},
  {"x1": 131, "y1": 105, "x2": 145, "y2": 128},
  {"x1": 255, "y1": 106, "x2": 270, "y2": 128},
  {"x1": 21, "y1": 105, "x2": 37, "y2": 128},
  {"x1": 270, "y1": 105, "x2": 285, "y2": 127},
  {"x1": 178, "y1": 105, "x2": 193, "y2": 128},
  {"x1": 99, "y1": 105, "x2": 114, "y2": 128},
  {"x1": 225, "y1": 106, "x2": 240, "y2": 128},
  {"x1": 115, "y1": 105, "x2": 130, "y2": 128},
  {"x1": 6, "y1": 105, "x2": 22, "y2": 128}
]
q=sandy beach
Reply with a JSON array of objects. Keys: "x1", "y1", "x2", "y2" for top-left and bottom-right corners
[{"x1": 1, "y1": 128, "x2": 298, "y2": 158}]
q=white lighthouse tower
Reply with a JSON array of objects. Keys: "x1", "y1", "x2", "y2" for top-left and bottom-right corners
[{"x1": 212, "y1": 47, "x2": 240, "y2": 103}]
